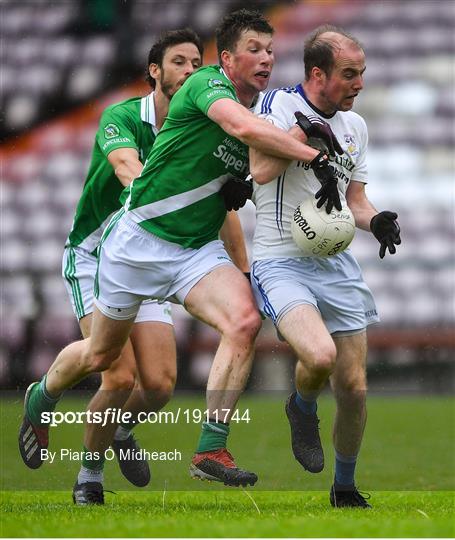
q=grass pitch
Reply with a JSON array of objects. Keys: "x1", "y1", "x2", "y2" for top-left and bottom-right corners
[
  {"x1": 1, "y1": 393, "x2": 454, "y2": 537},
  {"x1": 1, "y1": 490, "x2": 454, "y2": 537}
]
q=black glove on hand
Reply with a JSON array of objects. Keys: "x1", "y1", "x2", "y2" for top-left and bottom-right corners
[
  {"x1": 294, "y1": 111, "x2": 343, "y2": 156},
  {"x1": 220, "y1": 175, "x2": 253, "y2": 211},
  {"x1": 370, "y1": 211, "x2": 401, "y2": 259},
  {"x1": 310, "y1": 151, "x2": 342, "y2": 214}
]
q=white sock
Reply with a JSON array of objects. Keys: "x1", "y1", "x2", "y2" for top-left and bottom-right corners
[
  {"x1": 77, "y1": 466, "x2": 103, "y2": 485},
  {"x1": 114, "y1": 425, "x2": 132, "y2": 441}
]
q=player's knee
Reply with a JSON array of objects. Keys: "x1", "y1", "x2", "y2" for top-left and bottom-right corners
[
  {"x1": 334, "y1": 373, "x2": 367, "y2": 400},
  {"x1": 86, "y1": 348, "x2": 122, "y2": 373},
  {"x1": 142, "y1": 370, "x2": 176, "y2": 408},
  {"x1": 224, "y1": 303, "x2": 261, "y2": 343},
  {"x1": 304, "y1": 344, "x2": 337, "y2": 376},
  {"x1": 102, "y1": 366, "x2": 135, "y2": 391}
]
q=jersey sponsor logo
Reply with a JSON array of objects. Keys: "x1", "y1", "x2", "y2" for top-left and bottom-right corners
[
  {"x1": 102, "y1": 137, "x2": 132, "y2": 151},
  {"x1": 206, "y1": 88, "x2": 235, "y2": 99},
  {"x1": 104, "y1": 123, "x2": 120, "y2": 139},
  {"x1": 213, "y1": 144, "x2": 248, "y2": 174}
]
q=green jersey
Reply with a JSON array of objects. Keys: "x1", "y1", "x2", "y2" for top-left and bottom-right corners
[
  {"x1": 124, "y1": 65, "x2": 249, "y2": 249},
  {"x1": 67, "y1": 93, "x2": 158, "y2": 253}
]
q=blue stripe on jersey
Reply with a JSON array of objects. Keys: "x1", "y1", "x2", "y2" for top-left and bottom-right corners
[
  {"x1": 251, "y1": 267, "x2": 277, "y2": 322},
  {"x1": 275, "y1": 171, "x2": 286, "y2": 239},
  {"x1": 260, "y1": 89, "x2": 278, "y2": 114},
  {"x1": 260, "y1": 86, "x2": 298, "y2": 114}
]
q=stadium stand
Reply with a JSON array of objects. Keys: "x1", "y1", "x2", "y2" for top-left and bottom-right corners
[{"x1": 1, "y1": 0, "x2": 453, "y2": 391}]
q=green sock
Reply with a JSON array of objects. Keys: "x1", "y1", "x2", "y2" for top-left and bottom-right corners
[
  {"x1": 196, "y1": 421, "x2": 230, "y2": 453},
  {"x1": 26, "y1": 376, "x2": 60, "y2": 426},
  {"x1": 82, "y1": 445, "x2": 105, "y2": 471}
]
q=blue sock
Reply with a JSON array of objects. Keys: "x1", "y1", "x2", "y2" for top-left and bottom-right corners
[
  {"x1": 295, "y1": 391, "x2": 317, "y2": 415},
  {"x1": 335, "y1": 451, "x2": 357, "y2": 486}
]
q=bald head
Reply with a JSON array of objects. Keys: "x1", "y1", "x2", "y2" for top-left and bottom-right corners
[{"x1": 303, "y1": 25, "x2": 363, "y2": 80}]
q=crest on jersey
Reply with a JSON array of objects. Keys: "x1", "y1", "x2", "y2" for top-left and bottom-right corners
[
  {"x1": 104, "y1": 123, "x2": 120, "y2": 139},
  {"x1": 208, "y1": 78, "x2": 225, "y2": 88},
  {"x1": 344, "y1": 133, "x2": 358, "y2": 156}
]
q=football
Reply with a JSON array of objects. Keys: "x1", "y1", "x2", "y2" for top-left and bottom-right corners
[{"x1": 291, "y1": 198, "x2": 355, "y2": 257}]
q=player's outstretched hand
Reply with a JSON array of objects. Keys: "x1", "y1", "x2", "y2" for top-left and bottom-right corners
[
  {"x1": 219, "y1": 175, "x2": 253, "y2": 211},
  {"x1": 294, "y1": 112, "x2": 343, "y2": 156},
  {"x1": 310, "y1": 151, "x2": 342, "y2": 214},
  {"x1": 370, "y1": 211, "x2": 401, "y2": 259}
]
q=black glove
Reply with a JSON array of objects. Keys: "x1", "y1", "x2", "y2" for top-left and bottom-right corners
[
  {"x1": 219, "y1": 175, "x2": 253, "y2": 211},
  {"x1": 309, "y1": 151, "x2": 342, "y2": 214},
  {"x1": 295, "y1": 111, "x2": 343, "y2": 156},
  {"x1": 370, "y1": 211, "x2": 401, "y2": 259}
]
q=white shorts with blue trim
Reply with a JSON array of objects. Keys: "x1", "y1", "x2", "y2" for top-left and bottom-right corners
[
  {"x1": 93, "y1": 213, "x2": 233, "y2": 321},
  {"x1": 62, "y1": 245, "x2": 173, "y2": 324},
  {"x1": 251, "y1": 252, "x2": 380, "y2": 335}
]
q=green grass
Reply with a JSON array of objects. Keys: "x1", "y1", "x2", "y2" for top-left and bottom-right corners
[
  {"x1": 1, "y1": 393, "x2": 454, "y2": 536},
  {"x1": 1, "y1": 490, "x2": 454, "y2": 537}
]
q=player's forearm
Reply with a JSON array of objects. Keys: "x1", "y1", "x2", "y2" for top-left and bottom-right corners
[
  {"x1": 114, "y1": 159, "x2": 144, "y2": 187},
  {"x1": 209, "y1": 100, "x2": 318, "y2": 165},
  {"x1": 250, "y1": 148, "x2": 290, "y2": 184},
  {"x1": 347, "y1": 192, "x2": 377, "y2": 231},
  {"x1": 239, "y1": 117, "x2": 318, "y2": 164},
  {"x1": 250, "y1": 126, "x2": 306, "y2": 184},
  {"x1": 220, "y1": 212, "x2": 250, "y2": 272}
]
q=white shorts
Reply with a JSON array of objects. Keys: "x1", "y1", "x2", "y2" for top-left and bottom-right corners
[
  {"x1": 62, "y1": 245, "x2": 173, "y2": 324},
  {"x1": 93, "y1": 212, "x2": 233, "y2": 321},
  {"x1": 251, "y1": 252, "x2": 380, "y2": 335}
]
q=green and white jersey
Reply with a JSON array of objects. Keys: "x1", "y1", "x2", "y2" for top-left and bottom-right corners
[
  {"x1": 124, "y1": 65, "x2": 249, "y2": 249},
  {"x1": 67, "y1": 93, "x2": 158, "y2": 253}
]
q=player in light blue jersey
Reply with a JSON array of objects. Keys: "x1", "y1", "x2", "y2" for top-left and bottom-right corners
[{"x1": 249, "y1": 25, "x2": 401, "y2": 508}]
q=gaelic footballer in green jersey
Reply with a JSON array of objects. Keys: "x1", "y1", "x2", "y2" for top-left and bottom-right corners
[
  {"x1": 124, "y1": 65, "x2": 249, "y2": 249},
  {"x1": 66, "y1": 95, "x2": 158, "y2": 255},
  {"x1": 21, "y1": 10, "x2": 339, "y2": 491},
  {"x1": 59, "y1": 32, "x2": 203, "y2": 503}
]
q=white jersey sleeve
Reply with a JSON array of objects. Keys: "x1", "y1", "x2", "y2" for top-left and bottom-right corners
[
  {"x1": 349, "y1": 114, "x2": 368, "y2": 183},
  {"x1": 254, "y1": 87, "x2": 298, "y2": 130},
  {"x1": 252, "y1": 85, "x2": 369, "y2": 261}
]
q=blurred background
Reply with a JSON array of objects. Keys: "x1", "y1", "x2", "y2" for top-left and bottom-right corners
[{"x1": 1, "y1": 0, "x2": 454, "y2": 393}]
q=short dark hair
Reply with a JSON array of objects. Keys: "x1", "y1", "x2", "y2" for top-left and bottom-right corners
[
  {"x1": 215, "y1": 8, "x2": 274, "y2": 64},
  {"x1": 146, "y1": 28, "x2": 204, "y2": 88},
  {"x1": 303, "y1": 24, "x2": 363, "y2": 80}
]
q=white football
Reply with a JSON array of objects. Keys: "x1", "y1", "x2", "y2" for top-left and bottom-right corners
[{"x1": 291, "y1": 198, "x2": 355, "y2": 257}]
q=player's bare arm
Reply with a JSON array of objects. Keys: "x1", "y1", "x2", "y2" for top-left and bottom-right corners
[
  {"x1": 107, "y1": 147, "x2": 143, "y2": 187},
  {"x1": 219, "y1": 212, "x2": 249, "y2": 272},
  {"x1": 345, "y1": 180, "x2": 378, "y2": 230},
  {"x1": 207, "y1": 98, "x2": 320, "y2": 164},
  {"x1": 249, "y1": 124, "x2": 307, "y2": 184}
]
